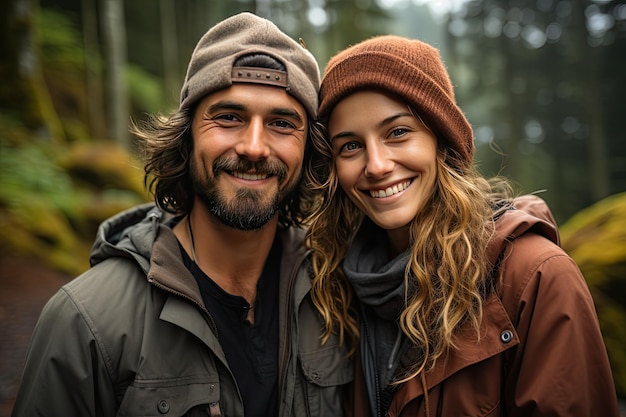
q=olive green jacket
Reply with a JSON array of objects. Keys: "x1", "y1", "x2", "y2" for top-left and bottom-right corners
[{"x1": 12, "y1": 203, "x2": 352, "y2": 417}]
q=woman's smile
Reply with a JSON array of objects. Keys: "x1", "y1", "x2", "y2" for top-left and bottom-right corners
[
  {"x1": 329, "y1": 90, "x2": 438, "y2": 237},
  {"x1": 365, "y1": 178, "x2": 413, "y2": 199}
]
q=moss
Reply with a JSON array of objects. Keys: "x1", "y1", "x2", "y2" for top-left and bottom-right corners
[
  {"x1": 59, "y1": 141, "x2": 147, "y2": 197},
  {"x1": 560, "y1": 192, "x2": 626, "y2": 397},
  {"x1": 0, "y1": 139, "x2": 148, "y2": 275}
]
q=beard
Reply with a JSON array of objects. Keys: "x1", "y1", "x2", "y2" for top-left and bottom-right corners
[{"x1": 190, "y1": 155, "x2": 299, "y2": 231}]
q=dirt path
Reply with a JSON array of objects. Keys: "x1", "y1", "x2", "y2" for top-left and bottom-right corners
[{"x1": 0, "y1": 255, "x2": 72, "y2": 416}]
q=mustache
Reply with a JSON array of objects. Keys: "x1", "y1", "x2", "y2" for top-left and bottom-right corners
[{"x1": 212, "y1": 157, "x2": 288, "y2": 182}]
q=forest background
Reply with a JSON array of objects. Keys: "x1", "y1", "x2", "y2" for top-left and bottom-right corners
[{"x1": 1, "y1": 0, "x2": 625, "y2": 412}]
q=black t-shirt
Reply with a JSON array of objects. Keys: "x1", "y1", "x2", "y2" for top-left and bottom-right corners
[{"x1": 180, "y1": 239, "x2": 280, "y2": 417}]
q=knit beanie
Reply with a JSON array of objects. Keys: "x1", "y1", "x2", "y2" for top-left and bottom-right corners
[
  {"x1": 319, "y1": 35, "x2": 474, "y2": 162},
  {"x1": 179, "y1": 12, "x2": 320, "y2": 118}
]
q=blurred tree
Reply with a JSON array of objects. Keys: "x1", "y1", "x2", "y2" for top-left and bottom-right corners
[
  {"x1": 447, "y1": 0, "x2": 626, "y2": 224},
  {"x1": 1, "y1": 0, "x2": 148, "y2": 276},
  {"x1": 159, "y1": 0, "x2": 178, "y2": 106},
  {"x1": 0, "y1": 0, "x2": 64, "y2": 143},
  {"x1": 80, "y1": 0, "x2": 106, "y2": 138},
  {"x1": 101, "y1": 0, "x2": 129, "y2": 146},
  {"x1": 319, "y1": 0, "x2": 391, "y2": 66},
  {"x1": 39, "y1": 8, "x2": 93, "y2": 141}
]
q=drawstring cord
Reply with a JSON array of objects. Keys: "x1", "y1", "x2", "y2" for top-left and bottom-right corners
[{"x1": 420, "y1": 372, "x2": 430, "y2": 417}]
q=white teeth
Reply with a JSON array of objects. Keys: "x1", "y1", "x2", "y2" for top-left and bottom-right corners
[
  {"x1": 369, "y1": 180, "x2": 411, "y2": 198},
  {"x1": 233, "y1": 172, "x2": 268, "y2": 180}
]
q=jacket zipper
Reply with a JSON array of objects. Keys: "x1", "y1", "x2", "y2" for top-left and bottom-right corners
[
  {"x1": 146, "y1": 212, "x2": 220, "y2": 338},
  {"x1": 360, "y1": 306, "x2": 382, "y2": 417},
  {"x1": 148, "y1": 277, "x2": 219, "y2": 339},
  {"x1": 277, "y1": 248, "x2": 311, "y2": 396}
]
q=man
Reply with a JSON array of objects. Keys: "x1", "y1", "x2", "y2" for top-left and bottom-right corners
[{"x1": 11, "y1": 12, "x2": 352, "y2": 417}]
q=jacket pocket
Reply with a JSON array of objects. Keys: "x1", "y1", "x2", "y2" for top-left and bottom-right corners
[
  {"x1": 297, "y1": 344, "x2": 353, "y2": 417},
  {"x1": 116, "y1": 378, "x2": 221, "y2": 417}
]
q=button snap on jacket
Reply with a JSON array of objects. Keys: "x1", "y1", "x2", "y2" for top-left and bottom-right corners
[
  {"x1": 500, "y1": 329, "x2": 513, "y2": 343},
  {"x1": 157, "y1": 399, "x2": 170, "y2": 414}
]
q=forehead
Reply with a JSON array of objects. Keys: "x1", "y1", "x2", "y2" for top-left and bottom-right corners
[
  {"x1": 335, "y1": 90, "x2": 405, "y2": 113},
  {"x1": 329, "y1": 90, "x2": 406, "y2": 129},
  {"x1": 194, "y1": 83, "x2": 307, "y2": 119}
]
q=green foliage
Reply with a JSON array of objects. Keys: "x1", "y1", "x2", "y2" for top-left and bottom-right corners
[
  {"x1": 38, "y1": 9, "x2": 87, "y2": 71},
  {"x1": 126, "y1": 64, "x2": 167, "y2": 114},
  {"x1": 0, "y1": 138, "x2": 148, "y2": 275},
  {"x1": 0, "y1": 140, "x2": 90, "y2": 272},
  {"x1": 59, "y1": 141, "x2": 147, "y2": 197},
  {"x1": 560, "y1": 193, "x2": 626, "y2": 397},
  {"x1": 0, "y1": 141, "x2": 84, "y2": 215},
  {"x1": 38, "y1": 8, "x2": 94, "y2": 142}
]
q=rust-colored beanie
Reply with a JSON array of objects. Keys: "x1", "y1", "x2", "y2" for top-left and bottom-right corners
[
  {"x1": 179, "y1": 12, "x2": 320, "y2": 118},
  {"x1": 319, "y1": 35, "x2": 474, "y2": 162}
]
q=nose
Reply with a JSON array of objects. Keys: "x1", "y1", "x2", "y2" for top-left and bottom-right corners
[
  {"x1": 235, "y1": 117, "x2": 271, "y2": 160},
  {"x1": 364, "y1": 142, "x2": 393, "y2": 178}
]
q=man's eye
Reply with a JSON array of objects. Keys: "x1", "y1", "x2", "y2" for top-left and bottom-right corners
[
  {"x1": 272, "y1": 120, "x2": 296, "y2": 129},
  {"x1": 214, "y1": 114, "x2": 239, "y2": 122}
]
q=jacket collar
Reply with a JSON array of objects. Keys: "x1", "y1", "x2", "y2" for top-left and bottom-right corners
[
  {"x1": 487, "y1": 195, "x2": 559, "y2": 266},
  {"x1": 390, "y1": 290, "x2": 519, "y2": 408}
]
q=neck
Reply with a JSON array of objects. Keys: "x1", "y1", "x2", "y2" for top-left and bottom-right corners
[
  {"x1": 174, "y1": 206, "x2": 278, "y2": 305},
  {"x1": 386, "y1": 226, "x2": 410, "y2": 258}
]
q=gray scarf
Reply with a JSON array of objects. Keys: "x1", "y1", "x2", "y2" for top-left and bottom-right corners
[
  {"x1": 343, "y1": 219, "x2": 413, "y2": 414},
  {"x1": 343, "y1": 218, "x2": 410, "y2": 321}
]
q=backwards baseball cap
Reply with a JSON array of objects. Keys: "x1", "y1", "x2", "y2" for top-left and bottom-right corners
[
  {"x1": 179, "y1": 12, "x2": 320, "y2": 118},
  {"x1": 319, "y1": 35, "x2": 474, "y2": 162}
]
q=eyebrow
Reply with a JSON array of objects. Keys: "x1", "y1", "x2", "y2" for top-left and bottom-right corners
[
  {"x1": 330, "y1": 112, "x2": 413, "y2": 142},
  {"x1": 206, "y1": 101, "x2": 245, "y2": 114},
  {"x1": 206, "y1": 100, "x2": 304, "y2": 124}
]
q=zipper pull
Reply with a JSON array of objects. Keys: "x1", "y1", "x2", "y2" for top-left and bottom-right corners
[{"x1": 207, "y1": 401, "x2": 222, "y2": 417}]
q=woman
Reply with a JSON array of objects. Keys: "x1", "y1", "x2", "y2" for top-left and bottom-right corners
[{"x1": 306, "y1": 35, "x2": 619, "y2": 416}]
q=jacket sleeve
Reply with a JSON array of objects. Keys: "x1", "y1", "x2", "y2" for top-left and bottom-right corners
[
  {"x1": 503, "y1": 235, "x2": 619, "y2": 417},
  {"x1": 11, "y1": 286, "x2": 118, "y2": 417}
]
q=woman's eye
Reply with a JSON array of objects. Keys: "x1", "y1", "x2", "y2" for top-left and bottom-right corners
[
  {"x1": 341, "y1": 141, "x2": 361, "y2": 152},
  {"x1": 390, "y1": 128, "x2": 408, "y2": 138}
]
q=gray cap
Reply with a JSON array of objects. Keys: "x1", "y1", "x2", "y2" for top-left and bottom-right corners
[{"x1": 179, "y1": 12, "x2": 320, "y2": 118}]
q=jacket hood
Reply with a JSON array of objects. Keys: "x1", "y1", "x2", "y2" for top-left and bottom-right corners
[
  {"x1": 89, "y1": 203, "x2": 166, "y2": 274},
  {"x1": 87, "y1": 202, "x2": 308, "y2": 283},
  {"x1": 487, "y1": 194, "x2": 560, "y2": 267}
]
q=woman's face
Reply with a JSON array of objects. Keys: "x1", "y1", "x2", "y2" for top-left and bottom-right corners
[{"x1": 328, "y1": 90, "x2": 438, "y2": 247}]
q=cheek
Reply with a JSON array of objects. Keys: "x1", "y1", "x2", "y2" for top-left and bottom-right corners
[
  {"x1": 335, "y1": 160, "x2": 360, "y2": 194},
  {"x1": 417, "y1": 154, "x2": 438, "y2": 195},
  {"x1": 276, "y1": 143, "x2": 306, "y2": 187},
  {"x1": 284, "y1": 145, "x2": 306, "y2": 173}
]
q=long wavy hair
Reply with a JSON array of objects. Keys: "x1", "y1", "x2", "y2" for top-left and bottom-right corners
[
  {"x1": 130, "y1": 54, "x2": 322, "y2": 228},
  {"x1": 305, "y1": 105, "x2": 514, "y2": 380}
]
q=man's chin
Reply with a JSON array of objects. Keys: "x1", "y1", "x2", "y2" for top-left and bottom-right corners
[{"x1": 208, "y1": 195, "x2": 279, "y2": 231}]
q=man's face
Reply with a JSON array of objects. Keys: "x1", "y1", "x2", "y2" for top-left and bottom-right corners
[{"x1": 189, "y1": 83, "x2": 307, "y2": 230}]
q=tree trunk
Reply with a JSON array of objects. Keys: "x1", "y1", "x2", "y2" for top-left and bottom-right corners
[
  {"x1": 573, "y1": 2, "x2": 610, "y2": 201},
  {"x1": 0, "y1": 0, "x2": 64, "y2": 143},
  {"x1": 101, "y1": 0, "x2": 129, "y2": 147},
  {"x1": 81, "y1": 0, "x2": 107, "y2": 139},
  {"x1": 159, "y1": 0, "x2": 179, "y2": 107}
]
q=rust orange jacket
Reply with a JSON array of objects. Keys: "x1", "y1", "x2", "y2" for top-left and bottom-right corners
[{"x1": 346, "y1": 195, "x2": 619, "y2": 417}]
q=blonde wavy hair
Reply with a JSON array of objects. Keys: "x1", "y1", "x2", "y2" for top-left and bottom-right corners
[{"x1": 305, "y1": 112, "x2": 513, "y2": 381}]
